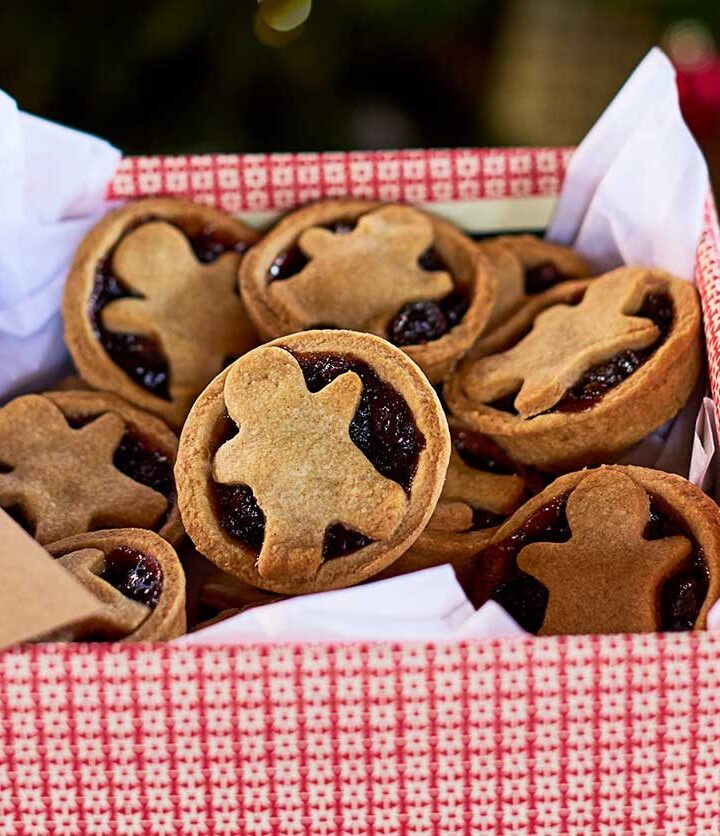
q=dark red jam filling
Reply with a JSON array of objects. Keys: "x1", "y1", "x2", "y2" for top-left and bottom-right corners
[
  {"x1": 645, "y1": 495, "x2": 709, "y2": 631},
  {"x1": 450, "y1": 427, "x2": 545, "y2": 531},
  {"x1": 468, "y1": 489, "x2": 709, "y2": 633},
  {"x1": 389, "y1": 292, "x2": 469, "y2": 346},
  {"x1": 524, "y1": 262, "x2": 569, "y2": 295},
  {"x1": 471, "y1": 509, "x2": 508, "y2": 531},
  {"x1": 266, "y1": 219, "x2": 469, "y2": 341},
  {"x1": 267, "y1": 220, "x2": 357, "y2": 283},
  {"x1": 213, "y1": 483, "x2": 266, "y2": 550},
  {"x1": 468, "y1": 495, "x2": 567, "y2": 631},
  {"x1": 289, "y1": 350, "x2": 425, "y2": 493},
  {"x1": 209, "y1": 415, "x2": 267, "y2": 551},
  {"x1": 552, "y1": 293, "x2": 673, "y2": 413},
  {"x1": 212, "y1": 481, "x2": 374, "y2": 560},
  {"x1": 388, "y1": 246, "x2": 470, "y2": 346},
  {"x1": 268, "y1": 245, "x2": 309, "y2": 282},
  {"x1": 452, "y1": 427, "x2": 515, "y2": 530},
  {"x1": 451, "y1": 427, "x2": 515, "y2": 476},
  {"x1": 89, "y1": 218, "x2": 248, "y2": 399},
  {"x1": 211, "y1": 351, "x2": 424, "y2": 557},
  {"x1": 100, "y1": 546, "x2": 163, "y2": 609},
  {"x1": 89, "y1": 263, "x2": 170, "y2": 399},
  {"x1": 66, "y1": 414, "x2": 175, "y2": 507},
  {"x1": 113, "y1": 430, "x2": 175, "y2": 506},
  {"x1": 323, "y1": 524, "x2": 374, "y2": 559},
  {"x1": 487, "y1": 292, "x2": 673, "y2": 417}
]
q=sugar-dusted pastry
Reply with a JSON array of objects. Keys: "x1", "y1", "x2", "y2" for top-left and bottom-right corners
[
  {"x1": 63, "y1": 197, "x2": 260, "y2": 430},
  {"x1": 46, "y1": 528, "x2": 186, "y2": 641},
  {"x1": 446, "y1": 267, "x2": 701, "y2": 470},
  {"x1": 0, "y1": 390, "x2": 182, "y2": 545},
  {"x1": 175, "y1": 330, "x2": 451, "y2": 594},
  {"x1": 479, "y1": 234, "x2": 590, "y2": 326},
  {"x1": 238, "y1": 199, "x2": 496, "y2": 381},
  {"x1": 468, "y1": 465, "x2": 720, "y2": 635}
]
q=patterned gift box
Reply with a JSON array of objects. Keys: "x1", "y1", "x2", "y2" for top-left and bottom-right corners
[{"x1": 1, "y1": 148, "x2": 720, "y2": 835}]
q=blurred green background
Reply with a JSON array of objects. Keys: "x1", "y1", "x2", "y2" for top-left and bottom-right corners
[{"x1": 1, "y1": 0, "x2": 719, "y2": 174}]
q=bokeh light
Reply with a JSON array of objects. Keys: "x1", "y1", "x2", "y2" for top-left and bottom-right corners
[{"x1": 258, "y1": 0, "x2": 312, "y2": 33}]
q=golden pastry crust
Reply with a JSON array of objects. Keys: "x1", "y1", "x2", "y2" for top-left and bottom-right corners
[
  {"x1": 379, "y1": 421, "x2": 541, "y2": 587},
  {"x1": 239, "y1": 199, "x2": 496, "y2": 382},
  {"x1": 480, "y1": 235, "x2": 590, "y2": 327},
  {"x1": 46, "y1": 528, "x2": 186, "y2": 641},
  {"x1": 446, "y1": 267, "x2": 702, "y2": 471},
  {"x1": 63, "y1": 197, "x2": 260, "y2": 431},
  {"x1": 471, "y1": 465, "x2": 720, "y2": 634},
  {"x1": 44, "y1": 390, "x2": 183, "y2": 545},
  {"x1": 175, "y1": 330, "x2": 451, "y2": 594},
  {"x1": 374, "y1": 526, "x2": 489, "y2": 589},
  {"x1": 0, "y1": 391, "x2": 182, "y2": 546}
]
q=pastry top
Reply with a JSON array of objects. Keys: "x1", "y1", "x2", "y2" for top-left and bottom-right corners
[
  {"x1": 468, "y1": 465, "x2": 720, "y2": 636},
  {"x1": 63, "y1": 197, "x2": 260, "y2": 430},
  {"x1": 175, "y1": 329, "x2": 451, "y2": 594},
  {"x1": 428, "y1": 421, "x2": 541, "y2": 534},
  {"x1": 480, "y1": 235, "x2": 590, "y2": 326},
  {"x1": 46, "y1": 528, "x2": 186, "y2": 642},
  {"x1": 0, "y1": 390, "x2": 182, "y2": 545},
  {"x1": 445, "y1": 266, "x2": 702, "y2": 469},
  {"x1": 239, "y1": 199, "x2": 496, "y2": 381},
  {"x1": 459, "y1": 267, "x2": 687, "y2": 417}
]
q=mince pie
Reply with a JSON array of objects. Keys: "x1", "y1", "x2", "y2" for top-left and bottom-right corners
[
  {"x1": 380, "y1": 423, "x2": 543, "y2": 584},
  {"x1": 63, "y1": 197, "x2": 260, "y2": 431},
  {"x1": 45, "y1": 528, "x2": 186, "y2": 641},
  {"x1": 0, "y1": 390, "x2": 182, "y2": 545},
  {"x1": 480, "y1": 235, "x2": 590, "y2": 327},
  {"x1": 175, "y1": 330, "x2": 450, "y2": 594},
  {"x1": 446, "y1": 267, "x2": 701, "y2": 470},
  {"x1": 468, "y1": 465, "x2": 720, "y2": 635},
  {"x1": 238, "y1": 199, "x2": 496, "y2": 381}
]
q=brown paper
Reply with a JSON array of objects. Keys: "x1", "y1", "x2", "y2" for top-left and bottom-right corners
[{"x1": 0, "y1": 510, "x2": 102, "y2": 650}]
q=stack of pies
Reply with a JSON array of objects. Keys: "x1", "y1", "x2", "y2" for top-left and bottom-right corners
[{"x1": 1, "y1": 193, "x2": 713, "y2": 639}]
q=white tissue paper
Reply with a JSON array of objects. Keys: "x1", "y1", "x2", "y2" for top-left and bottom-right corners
[
  {"x1": 0, "y1": 91, "x2": 120, "y2": 397},
  {"x1": 0, "y1": 47, "x2": 714, "y2": 644},
  {"x1": 180, "y1": 565, "x2": 523, "y2": 645}
]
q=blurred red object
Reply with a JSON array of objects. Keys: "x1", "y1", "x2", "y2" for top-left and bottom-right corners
[
  {"x1": 676, "y1": 56, "x2": 720, "y2": 139},
  {"x1": 667, "y1": 20, "x2": 720, "y2": 140}
]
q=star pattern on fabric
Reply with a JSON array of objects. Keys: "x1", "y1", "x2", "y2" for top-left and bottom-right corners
[
  {"x1": 517, "y1": 469, "x2": 691, "y2": 635},
  {"x1": 213, "y1": 347, "x2": 408, "y2": 581},
  {"x1": 57, "y1": 549, "x2": 150, "y2": 639},
  {"x1": 267, "y1": 205, "x2": 454, "y2": 332},
  {"x1": 102, "y1": 221, "x2": 256, "y2": 409},
  {"x1": 0, "y1": 396, "x2": 167, "y2": 544},
  {"x1": 463, "y1": 269, "x2": 661, "y2": 417}
]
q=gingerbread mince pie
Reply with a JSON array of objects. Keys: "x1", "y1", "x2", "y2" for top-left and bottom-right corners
[
  {"x1": 446, "y1": 267, "x2": 701, "y2": 470},
  {"x1": 45, "y1": 528, "x2": 186, "y2": 641},
  {"x1": 238, "y1": 199, "x2": 496, "y2": 381},
  {"x1": 378, "y1": 422, "x2": 544, "y2": 585},
  {"x1": 175, "y1": 330, "x2": 451, "y2": 594},
  {"x1": 479, "y1": 234, "x2": 590, "y2": 327},
  {"x1": 468, "y1": 465, "x2": 720, "y2": 635},
  {"x1": 0, "y1": 390, "x2": 182, "y2": 545},
  {"x1": 63, "y1": 197, "x2": 260, "y2": 431}
]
